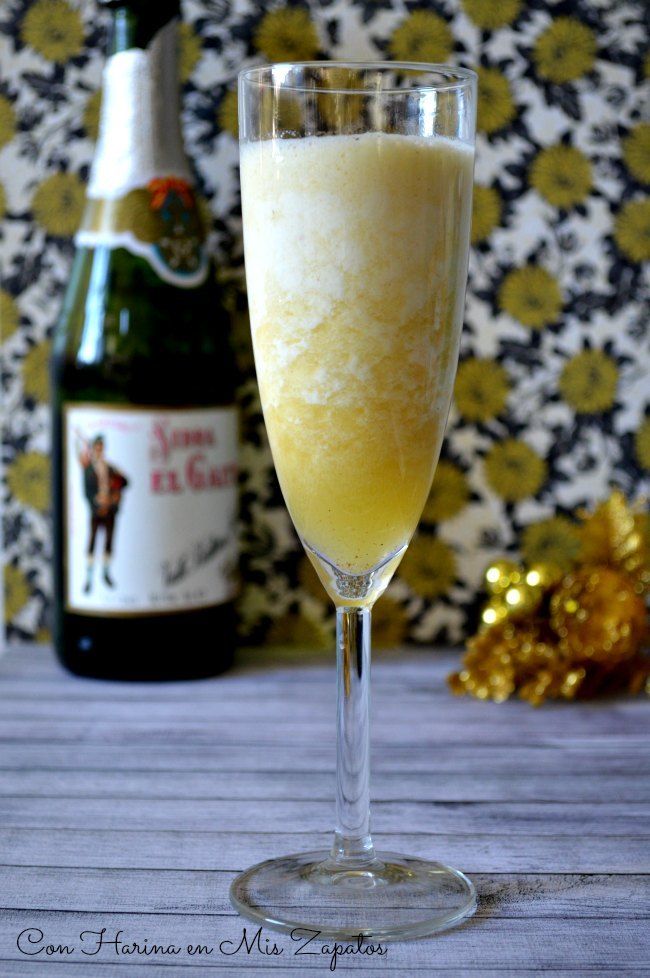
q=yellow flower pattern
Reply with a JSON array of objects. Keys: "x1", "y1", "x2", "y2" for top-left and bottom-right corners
[
  {"x1": 21, "y1": 0, "x2": 84, "y2": 63},
  {"x1": 484, "y1": 439, "x2": 547, "y2": 502},
  {"x1": 83, "y1": 89, "x2": 102, "y2": 141},
  {"x1": 476, "y1": 66, "x2": 516, "y2": 134},
  {"x1": 218, "y1": 89, "x2": 239, "y2": 139},
  {"x1": 22, "y1": 341, "x2": 51, "y2": 403},
  {"x1": 614, "y1": 198, "x2": 650, "y2": 263},
  {"x1": 317, "y1": 68, "x2": 364, "y2": 130},
  {"x1": 389, "y1": 12, "x2": 453, "y2": 64},
  {"x1": 259, "y1": 88, "x2": 304, "y2": 134},
  {"x1": 533, "y1": 18, "x2": 597, "y2": 84},
  {"x1": 267, "y1": 609, "x2": 333, "y2": 649},
  {"x1": 253, "y1": 8, "x2": 320, "y2": 62},
  {"x1": 0, "y1": 95, "x2": 16, "y2": 150},
  {"x1": 32, "y1": 172, "x2": 85, "y2": 237},
  {"x1": 530, "y1": 144, "x2": 592, "y2": 208},
  {"x1": 462, "y1": 0, "x2": 521, "y2": 30},
  {"x1": 6, "y1": 452, "x2": 51, "y2": 512},
  {"x1": 423, "y1": 461, "x2": 471, "y2": 522},
  {"x1": 471, "y1": 184, "x2": 501, "y2": 243},
  {"x1": 454, "y1": 358, "x2": 510, "y2": 422},
  {"x1": 499, "y1": 265, "x2": 562, "y2": 329},
  {"x1": 1, "y1": 290, "x2": 20, "y2": 343},
  {"x1": 635, "y1": 418, "x2": 650, "y2": 470},
  {"x1": 399, "y1": 535, "x2": 457, "y2": 599},
  {"x1": 178, "y1": 22, "x2": 202, "y2": 82},
  {"x1": 559, "y1": 350, "x2": 619, "y2": 414},
  {"x1": 622, "y1": 123, "x2": 650, "y2": 184},
  {"x1": 521, "y1": 516, "x2": 582, "y2": 570},
  {"x1": 4, "y1": 564, "x2": 31, "y2": 622},
  {"x1": 372, "y1": 596, "x2": 410, "y2": 648}
]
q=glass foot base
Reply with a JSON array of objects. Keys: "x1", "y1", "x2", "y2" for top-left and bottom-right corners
[{"x1": 230, "y1": 850, "x2": 477, "y2": 941}]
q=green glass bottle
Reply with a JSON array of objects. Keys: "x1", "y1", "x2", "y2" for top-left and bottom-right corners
[{"x1": 51, "y1": 0, "x2": 238, "y2": 679}]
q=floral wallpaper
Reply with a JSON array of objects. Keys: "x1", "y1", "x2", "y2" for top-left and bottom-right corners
[{"x1": 1, "y1": 0, "x2": 648, "y2": 647}]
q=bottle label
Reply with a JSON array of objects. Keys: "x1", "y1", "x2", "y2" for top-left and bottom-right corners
[
  {"x1": 64, "y1": 403, "x2": 238, "y2": 616},
  {"x1": 76, "y1": 20, "x2": 208, "y2": 288}
]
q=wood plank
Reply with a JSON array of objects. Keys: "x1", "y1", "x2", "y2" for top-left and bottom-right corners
[
  {"x1": 1, "y1": 718, "x2": 645, "y2": 749},
  {"x1": 0, "y1": 796, "x2": 646, "y2": 838},
  {"x1": 0, "y1": 647, "x2": 414, "y2": 682},
  {"x1": 0, "y1": 828, "x2": 647, "y2": 874},
  {"x1": 0, "y1": 911, "x2": 647, "y2": 970},
  {"x1": 2, "y1": 741, "x2": 646, "y2": 773},
  {"x1": 3, "y1": 768, "x2": 648, "y2": 803},
  {"x1": 0, "y1": 673, "x2": 648, "y2": 706},
  {"x1": 0, "y1": 866, "x2": 647, "y2": 919},
  {"x1": 2, "y1": 692, "x2": 650, "y2": 720},
  {"x1": 2, "y1": 648, "x2": 648, "y2": 702},
  {"x1": 0, "y1": 642, "x2": 643, "y2": 693}
]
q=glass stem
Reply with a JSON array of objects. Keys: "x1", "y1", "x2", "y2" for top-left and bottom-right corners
[{"x1": 331, "y1": 606, "x2": 375, "y2": 865}]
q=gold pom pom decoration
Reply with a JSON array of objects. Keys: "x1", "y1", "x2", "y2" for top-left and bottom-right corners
[
  {"x1": 449, "y1": 493, "x2": 649, "y2": 706},
  {"x1": 578, "y1": 491, "x2": 649, "y2": 593},
  {"x1": 550, "y1": 567, "x2": 647, "y2": 663}
]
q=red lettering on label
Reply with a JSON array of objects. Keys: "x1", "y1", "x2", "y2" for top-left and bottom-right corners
[
  {"x1": 151, "y1": 421, "x2": 217, "y2": 462},
  {"x1": 168, "y1": 471, "x2": 183, "y2": 493},
  {"x1": 186, "y1": 454, "x2": 238, "y2": 491},
  {"x1": 186, "y1": 453, "x2": 208, "y2": 490},
  {"x1": 151, "y1": 469, "x2": 184, "y2": 494}
]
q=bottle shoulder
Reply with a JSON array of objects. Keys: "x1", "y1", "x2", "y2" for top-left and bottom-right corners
[
  {"x1": 53, "y1": 246, "x2": 236, "y2": 406},
  {"x1": 57, "y1": 246, "x2": 229, "y2": 318}
]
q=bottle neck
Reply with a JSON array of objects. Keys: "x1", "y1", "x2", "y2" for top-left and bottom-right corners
[
  {"x1": 108, "y1": 1, "x2": 181, "y2": 53},
  {"x1": 110, "y1": 6, "x2": 137, "y2": 55},
  {"x1": 88, "y1": 9, "x2": 190, "y2": 201},
  {"x1": 77, "y1": 3, "x2": 208, "y2": 288}
]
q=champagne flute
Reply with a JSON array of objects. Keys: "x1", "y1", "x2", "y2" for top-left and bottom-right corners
[{"x1": 232, "y1": 61, "x2": 477, "y2": 941}]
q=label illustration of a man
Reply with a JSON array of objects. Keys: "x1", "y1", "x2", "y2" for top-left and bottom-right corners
[{"x1": 77, "y1": 432, "x2": 129, "y2": 592}]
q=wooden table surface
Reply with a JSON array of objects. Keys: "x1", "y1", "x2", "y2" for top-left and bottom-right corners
[{"x1": 0, "y1": 643, "x2": 648, "y2": 977}]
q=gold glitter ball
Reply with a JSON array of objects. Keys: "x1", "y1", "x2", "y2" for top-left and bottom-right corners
[{"x1": 484, "y1": 560, "x2": 523, "y2": 595}]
